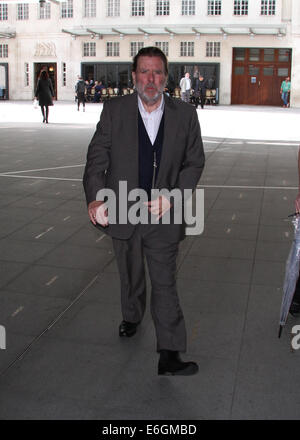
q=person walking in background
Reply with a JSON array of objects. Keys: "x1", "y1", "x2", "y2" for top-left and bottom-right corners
[
  {"x1": 280, "y1": 76, "x2": 291, "y2": 108},
  {"x1": 193, "y1": 75, "x2": 207, "y2": 109},
  {"x1": 83, "y1": 46, "x2": 205, "y2": 376},
  {"x1": 75, "y1": 76, "x2": 86, "y2": 111},
  {"x1": 35, "y1": 70, "x2": 54, "y2": 123},
  {"x1": 179, "y1": 72, "x2": 191, "y2": 103}
]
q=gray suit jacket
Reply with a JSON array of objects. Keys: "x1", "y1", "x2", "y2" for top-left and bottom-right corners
[{"x1": 83, "y1": 92, "x2": 205, "y2": 241}]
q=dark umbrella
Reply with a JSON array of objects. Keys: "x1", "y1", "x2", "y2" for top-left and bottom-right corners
[{"x1": 278, "y1": 216, "x2": 300, "y2": 338}]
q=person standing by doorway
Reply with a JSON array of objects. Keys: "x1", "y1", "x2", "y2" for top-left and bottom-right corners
[
  {"x1": 180, "y1": 72, "x2": 191, "y2": 103},
  {"x1": 35, "y1": 70, "x2": 55, "y2": 123},
  {"x1": 280, "y1": 76, "x2": 291, "y2": 108}
]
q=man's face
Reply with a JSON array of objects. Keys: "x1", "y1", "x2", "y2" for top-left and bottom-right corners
[{"x1": 132, "y1": 56, "x2": 167, "y2": 105}]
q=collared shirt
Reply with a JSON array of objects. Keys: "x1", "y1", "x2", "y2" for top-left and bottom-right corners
[
  {"x1": 180, "y1": 77, "x2": 191, "y2": 92},
  {"x1": 185, "y1": 78, "x2": 191, "y2": 90},
  {"x1": 138, "y1": 94, "x2": 164, "y2": 145},
  {"x1": 281, "y1": 80, "x2": 291, "y2": 93}
]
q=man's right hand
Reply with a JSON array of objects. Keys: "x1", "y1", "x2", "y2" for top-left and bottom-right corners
[{"x1": 88, "y1": 200, "x2": 108, "y2": 227}]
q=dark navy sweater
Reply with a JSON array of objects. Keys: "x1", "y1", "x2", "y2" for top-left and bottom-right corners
[{"x1": 138, "y1": 110, "x2": 165, "y2": 198}]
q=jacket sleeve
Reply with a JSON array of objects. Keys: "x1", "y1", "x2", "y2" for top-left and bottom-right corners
[
  {"x1": 83, "y1": 102, "x2": 112, "y2": 205},
  {"x1": 35, "y1": 80, "x2": 40, "y2": 97},
  {"x1": 49, "y1": 79, "x2": 54, "y2": 97},
  {"x1": 176, "y1": 106, "x2": 205, "y2": 193}
]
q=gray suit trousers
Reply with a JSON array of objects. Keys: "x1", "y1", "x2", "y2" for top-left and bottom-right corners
[
  {"x1": 181, "y1": 90, "x2": 191, "y2": 103},
  {"x1": 112, "y1": 224, "x2": 187, "y2": 352}
]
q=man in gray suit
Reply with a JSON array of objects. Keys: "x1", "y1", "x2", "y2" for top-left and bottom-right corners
[{"x1": 83, "y1": 47, "x2": 205, "y2": 376}]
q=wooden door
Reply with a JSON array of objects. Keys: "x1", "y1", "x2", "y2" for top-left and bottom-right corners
[
  {"x1": 260, "y1": 65, "x2": 276, "y2": 105},
  {"x1": 232, "y1": 48, "x2": 291, "y2": 106},
  {"x1": 248, "y1": 64, "x2": 260, "y2": 105}
]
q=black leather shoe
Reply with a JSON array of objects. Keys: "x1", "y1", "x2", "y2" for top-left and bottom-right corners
[
  {"x1": 158, "y1": 350, "x2": 199, "y2": 376},
  {"x1": 289, "y1": 301, "x2": 300, "y2": 316},
  {"x1": 119, "y1": 320, "x2": 139, "y2": 337}
]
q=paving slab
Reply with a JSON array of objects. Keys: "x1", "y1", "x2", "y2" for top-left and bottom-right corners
[
  {"x1": 4, "y1": 264, "x2": 98, "y2": 300},
  {"x1": 231, "y1": 285, "x2": 300, "y2": 420}
]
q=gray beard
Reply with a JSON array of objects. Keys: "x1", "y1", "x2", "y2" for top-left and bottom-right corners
[{"x1": 135, "y1": 82, "x2": 165, "y2": 106}]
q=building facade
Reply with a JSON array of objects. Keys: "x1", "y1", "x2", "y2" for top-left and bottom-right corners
[{"x1": 0, "y1": 0, "x2": 299, "y2": 106}]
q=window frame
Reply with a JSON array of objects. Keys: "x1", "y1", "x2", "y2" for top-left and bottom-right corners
[
  {"x1": 24, "y1": 62, "x2": 29, "y2": 87},
  {"x1": 84, "y1": 0, "x2": 96, "y2": 18},
  {"x1": 107, "y1": 0, "x2": 120, "y2": 17},
  {"x1": 17, "y1": 3, "x2": 29, "y2": 20},
  {"x1": 155, "y1": 41, "x2": 169, "y2": 56},
  {"x1": 261, "y1": 0, "x2": 276, "y2": 15},
  {"x1": 83, "y1": 42, "x2": 96, "y2": 57},
  {"x1": 62, "y1": 62, "x2": 67, "y2": 86},
  {"x1": 39, "y1": 2, "x2": 51, "y2": 19},
  {"x1": 130, "y1": 41, "x2": 144, "y2": 57},
  {"x1": 233, "y1": 0, "x2": 248, "y2": 16},
  {"x1": 207, "y1": 0, "x2": 222, "y2": 16},
  {"x1": 131, "y1": 0, "x2": 145, "y2": 16},
  {"x1": 0, "y1": 3, "x2": 8, "y2": 21},
  {"x1": 156, "y1": 0, "x2": 170, "y2": 16},
  {"x1": 206, "y1": 41, "x2": 221, "y2": 57},
  {"x1": 0, "y1": 43, "x2": 8, "y2": 58},
  {"x1": 180, "y1": 41, "x2": 195, "y2": 57},
  {"x1": 182, "y1": 0, "x2": 196, "y2": 16},
  {"x1": 61, "y1": 0, "x2": 73, "y2": 19},
  {"x1": 106, "y1": 41, "x2": 120, "y2": 57}
]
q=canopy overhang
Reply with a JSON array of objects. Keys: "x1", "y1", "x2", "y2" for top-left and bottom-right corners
[
  {"x1": 61, "y1": 24, "x2": 287, "y2": 39},
  {"x1": 0, "y1": 28, "x2": 16, "y2": 39}
]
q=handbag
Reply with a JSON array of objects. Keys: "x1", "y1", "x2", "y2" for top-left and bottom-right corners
[{"x1": 33, "y1": 98, "x2": 38, "y2": 109}]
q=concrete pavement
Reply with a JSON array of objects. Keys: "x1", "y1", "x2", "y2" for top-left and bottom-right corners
[{"x1": 0, "y1": 100, "x2": 300, "y2": 420}]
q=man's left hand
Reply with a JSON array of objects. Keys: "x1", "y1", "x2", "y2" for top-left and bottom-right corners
[{"x1": 144, "y1": 195, "x2": 172, "y2": 220}]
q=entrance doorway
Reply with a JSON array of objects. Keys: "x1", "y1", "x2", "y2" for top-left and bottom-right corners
[
  {"x1": 34, "y1": 63, "x2": 57, "y2": 99},
  {"x1": 0, "y1": 63, "x2": 8, "y2": 99},
  {"x1": 231, "y1": 48, "x2": 291, "y2": 106}
]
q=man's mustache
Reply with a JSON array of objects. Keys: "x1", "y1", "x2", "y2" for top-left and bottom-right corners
[{"x1": 145, "y1": 83, "x2": 157, "y2": 89}]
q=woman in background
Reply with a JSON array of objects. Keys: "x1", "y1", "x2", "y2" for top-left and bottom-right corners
[{"x1": 35, "y1": 70, "x2": 55, "y2": 123}]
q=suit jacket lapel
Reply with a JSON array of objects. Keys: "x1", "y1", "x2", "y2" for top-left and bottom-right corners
[
  {"x1": 156, "y1": 94, "x2": 179, "y2": 187},
  {"x1": 125, "y1": 92, "x2": 139, "y2": 187}
]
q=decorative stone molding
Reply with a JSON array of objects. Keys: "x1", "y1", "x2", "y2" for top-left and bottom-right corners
[{"x1": 34, "y1": 42, "x2": 57, "y2": 57}]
